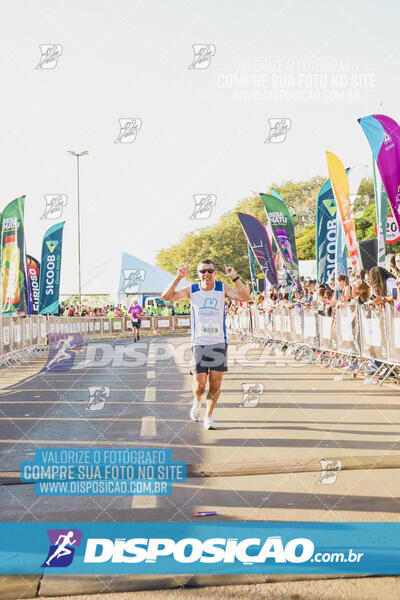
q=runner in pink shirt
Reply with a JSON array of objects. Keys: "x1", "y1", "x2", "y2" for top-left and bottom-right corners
[{"x1": 128, "y1": 300, "x2": 143, "y2": 342}]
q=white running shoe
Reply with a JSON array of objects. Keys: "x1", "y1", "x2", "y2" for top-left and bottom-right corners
[
  {"x1": 203, "y1": 415, "x2": 217, "y2": 430},
  {"x1": 190, "y1": 401, "x2": 201, "y2": 422}
]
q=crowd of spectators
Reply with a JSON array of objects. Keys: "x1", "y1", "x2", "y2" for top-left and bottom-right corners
[
  {"x1": 226, "y1": 252, "x2": 400, "y2": 317},
  {"x1": 58, "y1": 301, "x2": 190, "y2": 318}
]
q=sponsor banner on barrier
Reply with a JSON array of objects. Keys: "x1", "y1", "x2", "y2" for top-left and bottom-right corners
[
  {"x1": 12, "y1": 320, "x2": 22, "y2": 349},
  {"x1": 291, "y1": 307, "x2": 303, "y2": 342},
  {"x1": 336, "y1": 305, "x2": 359, "y2": 355},
  {"x1": 2, "y1": 316, "x2": 12, "y2": 354},
  {"x1": 24, "y1": 317, "x2": 31, "y2": 343},
  {"x1": 319, "y1": 314, "x2": 336, "y2": 350},
  {"x1": 1, "y1": 522, "x2": 400, "y2": 575},
  {"x1": 303, "y1": 311, "x2": 318, "y2": 346},
  {"x1": 112, "y1": 318, "x2": 123, "y2": 331},
  {"x1": 174, "y1": 316, "x2": 191, "y2": 329},
  {"x1": 359, "y1": 306, "x2": 387, "y2": 361},
  {"x1": 154, "y1": 317, "x2": 172, "y2": 329},
  {"x1": 386, "y1": 304, "x2": 400, "y2": 363}
]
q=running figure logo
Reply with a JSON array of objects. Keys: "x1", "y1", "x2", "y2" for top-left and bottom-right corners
[
  {"x1": 41, "y1": 194, "x2": 68, "y2": 220},
  {"x1": 316, "y1": 459, "x2": 342, "y2": 485},
  {"x1": 114, "y1": 118, "x2": 142, "y2": 143},
  {"x1": 86, "y1": 387, "x2": 110, "y2": 411},
  {"x1": 189, "y1": 195, "x2": 217, "y2": 220},
  {"x1": 120, "y1": 269, "x2": 146, "y2": 293},
  {"x1": 41, "y1": 529, "x2": 82, "y2": 567},
  {"x1": 35, "y1": 44, "x2": 63, "y2": 69},
  {"x1": 188, "y1": 44, "x2": 216, "y2": 69},
  {"x1": 240, "y1": 383, "x2": 264, "y2": 408},
  {"x1": 265, "y1": 118, "x2": 291, "y2": 143},
  {"x1": 43, "y1": 334, "x2": 82, "y2": 372}
]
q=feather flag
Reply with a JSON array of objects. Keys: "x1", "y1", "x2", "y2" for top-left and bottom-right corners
[
  {"x1": 325, "y1": 152, "x2": 359, "y2": 270},
  {"x1": 237, "y1": 212, "x2": 278, "y2": 288}
]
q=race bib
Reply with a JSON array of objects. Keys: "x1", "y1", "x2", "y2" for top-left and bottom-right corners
[
  {"x1": 201, "y1": 324, "x2": 220, "y2": 337},
  {"x1": 132, "y1": 318, "x2": 138, "y2": 323}
]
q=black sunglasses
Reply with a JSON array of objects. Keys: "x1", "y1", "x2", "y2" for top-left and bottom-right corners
[{"x1": 199, "y1": 268, "x2": 215, "y2": 274}]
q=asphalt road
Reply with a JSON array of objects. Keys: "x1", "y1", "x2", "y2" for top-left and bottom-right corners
[
  {"x1": 1, "y1": 333, "x2": 400, "y2": 523},
  {"x1": 1, "y1": 333, "x2": 400, "y2": 599}
]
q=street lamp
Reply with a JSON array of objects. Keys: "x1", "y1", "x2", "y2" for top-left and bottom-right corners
[{"x1": 67, "y1": 150, "x2": 89, "y2": 305}]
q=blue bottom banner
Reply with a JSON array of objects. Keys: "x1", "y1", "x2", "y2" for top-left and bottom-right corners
[{"x1": 0, "y1": 522, "x2": 399, "y2": 575}]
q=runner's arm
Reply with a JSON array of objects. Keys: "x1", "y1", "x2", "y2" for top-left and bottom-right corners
[
  {"x1": 161, "y1": 280, "x2": 190, "y2": 301},
  {"x1": 161, "y1": 264, "x2": 191, "y2": 301},
  {"x1": 223, "y1": 266, "x2": 251, "y2": 302}
]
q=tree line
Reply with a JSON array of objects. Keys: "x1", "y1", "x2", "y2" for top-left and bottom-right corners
[{"x1": 156, "y1": 176, "x2": 396, "y2": 282}]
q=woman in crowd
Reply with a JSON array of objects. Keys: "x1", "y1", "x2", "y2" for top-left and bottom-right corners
[{"x1": 367, "y1": 266, "x2": 396, "y2": 308}]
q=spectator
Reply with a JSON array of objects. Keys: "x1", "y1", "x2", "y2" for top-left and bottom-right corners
[{"x1": 368, "y1": 266, "x2": 396, "y2": 306}]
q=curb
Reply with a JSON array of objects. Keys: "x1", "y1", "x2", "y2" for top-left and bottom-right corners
[{"x1": 0, "y1": 573, "x2": 371, "y2": 599}]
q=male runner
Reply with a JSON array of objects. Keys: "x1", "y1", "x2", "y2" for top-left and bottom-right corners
[
  {"x1": 161, "y1": 260, "x2": 250, "y2": 429},
  {"x1": 128, "y1": 299, "x2": 143, "y2": 342}
]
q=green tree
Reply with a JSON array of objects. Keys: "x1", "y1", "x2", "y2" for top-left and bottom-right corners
[
  {"x1": 353, "y1": 177, "x2": 374, "y2": 217},
  {"x1": 272, "y1": 176, "x2": 325, "y2": 226},
  {"x1": 156, "y1": 194, "x2": 266, "y2": 283},
  {"x1": 156, "y1": 176, "x2": 380, "y2": 277},
  {"x1": 355, "y1": 203, "x2": 376, "y2": 240},
  {"x1": 296, "y1": 224, "x2": 316, "y2": 259}
]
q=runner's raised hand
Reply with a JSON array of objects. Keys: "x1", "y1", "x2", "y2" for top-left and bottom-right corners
[
  {"x1": 224, "y1": 265, "x2": 237, "y2": 280},
  {"x1": 177, "y1": 263, "x2": 190, "y2": 279}
]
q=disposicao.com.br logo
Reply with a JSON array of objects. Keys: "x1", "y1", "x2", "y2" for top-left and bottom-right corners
[
  {"x1": 83, "y1": 536, "x2": 364, "y2": 566},
  {"x1": 84, "y1": 535, "x2": 314, "y2": 564},
  {"x1": 0, "y1": 522, "x2": 387, "y2": 574}
]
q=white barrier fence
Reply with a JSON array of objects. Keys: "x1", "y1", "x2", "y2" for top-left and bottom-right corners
[
  {"x1": 226, "y1": 304, "x2": 400, "y2": 365},
  {"x1": 0, "y1": 315, "x2": 191, "y2": 364}
]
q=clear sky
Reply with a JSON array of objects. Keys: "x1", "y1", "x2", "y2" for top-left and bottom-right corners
[{"x1": 0, "y1": 0, "x2": 399, "y2": 294}]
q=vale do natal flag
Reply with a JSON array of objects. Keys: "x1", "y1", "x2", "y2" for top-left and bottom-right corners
[
  {"x1": 325, "y1": 152, "x2": 359, "y2": 270},
  {"x1": 38, "y1": 222, "x2": 65, "y2": 315},
  {"x1": 0, "y1": 196, "x2": 26, "y2": 313},
  {"x1": 316, "y1": 177, "x2": 348, "y2": 283},
  {"x1": 237, "y1": 212, "x2": 278, "y2": 288},
  {"x1": 247, "y1": 243, "x2": 258, "y2": 297},
  {"x1": 260, "y1": 192, "x2": 299, "y2": 285}
]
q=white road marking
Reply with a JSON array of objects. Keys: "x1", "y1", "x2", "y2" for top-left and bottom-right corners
[
  {"x1": 147, "y1": 370, "x2": 155, "y2": 379},
  {"x1": 133, "y1": 415, "x2": 158, "y2": 507},
  {"x1": 131, "y1": 495, "x2": 158, "y2": 509},
  {"x1": 140, "y1": 415, "x2": 156, "y2": 437},
  {"x1": 148, "y1": 344, "x2": 156, "y2": 366},
  {"x1": 144, "y1": 387, "x2": 156, "y2": 402}
]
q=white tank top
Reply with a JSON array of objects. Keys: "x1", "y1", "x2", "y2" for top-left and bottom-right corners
[{"x1": 190, "y1": 281, "x2": 226, "y2": 345}]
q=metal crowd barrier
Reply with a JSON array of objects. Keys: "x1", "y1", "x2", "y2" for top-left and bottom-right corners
[
  {"x1": 226, "y1": 304, "x2": 400, "y2": 385},
  {"x1": 0, "y1": 315, "x2": 191, "y2": 369}
]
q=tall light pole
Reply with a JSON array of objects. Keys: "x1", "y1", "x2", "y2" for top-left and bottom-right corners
[{"x1": 68, "y1": 150, "x2": 88, "y2": 305}]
